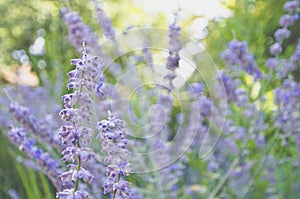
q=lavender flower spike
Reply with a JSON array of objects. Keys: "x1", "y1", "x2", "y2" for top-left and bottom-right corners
[
  {"x1": 97, "y1": 112, "x2": 140, "y2": 198},
  {"x1": 9, "y1": 102, "x2": 60, "y2": 147},
  {"x1": 220, "y1": 40, "x2": 262, "y2": 80},
  {"x1": 8, "y1": 127, "x2": 63, "y2": 190},
  {"x1": 61, "y1": 8, "x2": 99, "y2": 53},
  {"x1": 57, "y1": 45, "x2": 103, "y2": 198},
  {"x1": 91, "y1": 0, "x2": 116, "y2": 40},
  {"x1": 166, "y1": 23, "x2": 182, "y2": 72}
]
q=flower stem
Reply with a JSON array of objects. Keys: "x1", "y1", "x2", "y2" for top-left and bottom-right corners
[
  {"x1": 207, "y1": 157, "x2": 239, "y2": 199},
  {"x1": 74, "y1": 140, "x2": 81, "y2": 192}
]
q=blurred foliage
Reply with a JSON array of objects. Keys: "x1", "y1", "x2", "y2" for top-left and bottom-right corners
[{"x1": 0, "y1": 131, "x2": 55, "y2": 198}]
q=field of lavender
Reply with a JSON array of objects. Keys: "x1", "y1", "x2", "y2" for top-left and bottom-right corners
[{"x1": 0, "y1": 0, "x2": 300, "y2": 198}]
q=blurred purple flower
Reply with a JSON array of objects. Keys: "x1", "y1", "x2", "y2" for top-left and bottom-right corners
[
  {"x1": 284, "y1": 1, "x2": 300, "y2": 12},
  {"x1": 270, "y1": 42, "x2": 282, "y2": 56},
  {"x1": 221, "y1": 40, "x2": 261, "y2": 80},
  {"x1": 279, "y1": 14, "x2": 298, "y2": 27},
  {"x1": 275, "y1": 28, "x2": 291, "y2": 41}
]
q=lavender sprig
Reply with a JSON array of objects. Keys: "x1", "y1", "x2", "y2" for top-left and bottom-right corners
[
  {"x1": 8, "y1": 127, "x2": 63, "y2": 190},
  {"x1": 91, "y1": 0, "x2": 116, "y2": 40},
  {"x1": 9, "y1": 102, "x2": 60, "y2": 148},
  {"x1": 220, "y1": 40, "x2": 262, "y2": 80},
  {"x1": 266, "y1": 0, "x2": 299, "y2": 74},
  {"x1": 57, "y1": 45, "x2": 103, "y2": 198},
  {"x1": 165, "y1": 20, "x2": 182, "y2": 89},
  {"x1": 61, "y1": 8, "x2": 99, "y2": 53},
  {"x1": 97, "y1": 112, "x2": 136, "y2": 199},
  {"x1": 274, "y1": 78, "x2": 300, "y2": 147}
]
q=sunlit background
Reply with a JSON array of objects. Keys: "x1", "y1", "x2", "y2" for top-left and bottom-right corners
[{"x1": 0, "y1": 0, "x2": 233, "y2": 87}]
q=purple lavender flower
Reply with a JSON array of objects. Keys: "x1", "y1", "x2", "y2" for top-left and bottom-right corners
[
  {"x1": 96, "y1": 82, "x2": 104, "y2": 96},
  {"x1": 57, "y1": 46, "x2": 103, "y2": 198},
  {"x1": 9, "y1": 102, "x2": 60, "y2": 147},
  {"x1": 61, "y1": 8, "x2": 99, "y2": 53},
  {"x1": 221, "y1": 40, "x2": 261, "y2": 80},
  {"x1": 274, "y1": 78, "x2": 300, "y2": 143},
  {"x1": 216, "y1": 70, "x2": 246, "y2": 105},
  {"x1": 164, "y1": 22, "x2": 182, "y2": 90},
  {"x1": 279, "y1": 14, "x2": 299, "y2": 27},
  {"x1": 168, "y1": 24, "x2": 182, "y2": 53},
  {"x1": 8, "y1": 127, "x2": 63, "y2": 190},
  {"x1": 291, "y1": 39, "x2": 300, "y2": 62},
  {"x1": 269, "y1": 42, "x2": 283, "y2": 56},
  {"x1": 274, "y1": 28, "x2": 291, "y2": 41},
  {"x1": 265, "y1": 58, "x2": 278, "y2": 69},
  {"x1": 276, "y1": 59, "x2": 296, "y2": 79},
  {"x1": 8, "y1": 189, "x2": 21, "y2": 199},
  {"x1": 97, "y1": 113, "x2": 139, "y2": 198},
  {"x1": 189, "y1": 82, "x2": 204, "y2": 98},
  {"x1": 56, "y1": 189, "x2": 89, "y2": 199},
  {"x1": 166, "y1": 53, "x2": 180, "y2": 71},
  {"x1": 91, "y1": 0, "x2": 116, "y2": 40},
  {"x1": 284, "y1": 1, "x2": 300, "y2": 12}
]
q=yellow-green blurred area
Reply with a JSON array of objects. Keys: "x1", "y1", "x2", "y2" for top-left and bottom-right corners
[{"x1": 0, "y1": 0, "x2": 299, "y2": 198}]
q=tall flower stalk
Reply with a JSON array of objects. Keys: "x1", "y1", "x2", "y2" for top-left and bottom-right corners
[
  {"x1": 57, "y1": 44, "x2": 103, "y2": 198},
  {"x1": 97, "y1": 112, "x2": 141, "y2": 199}
]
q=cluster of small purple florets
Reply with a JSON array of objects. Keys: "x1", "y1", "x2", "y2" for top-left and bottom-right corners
[
  {"x1": 57, "y1": 48, "x2": 103, "y2": 199},
  {"x1": 271, "y1": 0, "x2": 299, "y2": 56},
  {"x1": 275, "y1": 78, "x2": 300, "y2": 136},
  {"x1": 61, "y1": 8, "x2": 99, "y2": 53},
  {"x1": 8, "y1": 125, "x2": 62, "y2": 190},
  {"x1": 266, "y1": 0, "x2": 299, "y2": 78},
  {"x1": 221, "y1": 40, "x2": 262, "y2": 80},
  {"x1": 96, "y1": 114, "x2": 135, "y2": 198},
  {"x1": 165, "y1": 21, "x2": 182, "y2": 88},
  {"x1": 7, "y1": 101, "x2": 63, "y2": 190}
]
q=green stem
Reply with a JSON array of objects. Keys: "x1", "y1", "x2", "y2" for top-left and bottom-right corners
[
  {"x1": 240, "y1": 129, "x2": 280, "y2": 197},
  {"x1": 74, "y1": 140, "x2": 81, "y2": 192},
  {"x1": 207, "y1": 157, "x2": 240, "y2": 199}
]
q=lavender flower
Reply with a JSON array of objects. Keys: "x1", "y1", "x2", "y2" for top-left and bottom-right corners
[
  {"x1": 274, "y1": 78, "x2": 300, "y2": 148},
  {"x1": 274, "y1": 28, "x2": 291, "y2": 41},
  {"x1": 97, "y1": 113, "x2": 139, "y2": 198},
  {"x1": 284, "y1": 0, "x2": 300, "y2": 13},
  {"x1": 279, "y1": 14, "x2": 299, "y2": 27},
  {"x1": 8, "y1": 189, "x2": 21, "y2": 199},
  {"x1": 275, "y1": 78, "x2": 300, "y2": 124},
  {"x1": 268, "y1": 2, "x2": 299, "y2": 59},
  {"x1": 91, "y1": 0, "x2": 116, "y2": 40},
  {"x1": 166, "y1": 23, "x2": 182, "y2": 74},
  {"x1": 269, "y1": 42, "x2": 283, "y2": 56},
  {"x1": 163, "y1": 21, "x2": 182, "y2": 91},
  {"x1": 221, "y1": 40, "x2": 261, "y2": 80},
  {"x1": 57, "y1": 46, "x2": 103, "y2": 198},
  {"x1": 291, "y1": 39, "x2": 300, "y2": 62},
  {"x1": 8, "y1": 127, "x2": 63, "y2": 190},
  {"x1": 61, "y1": 8, "x2": 99, "y2": 53},
  {"x1": 275, "y1": 59, "x2": 296, "y2": 79},
  {"x1": 265, "y1": 58, "x2": 278, "y2": 69},
  {"x1": 215, "y1": 70, "x2": 246, "y2": 106},
  {"x1": 189, "y1": 82, "x2": 204, "y2": 98},
  {"x1": 9, "y1": 102, "x2": 60, "y2": 147},
  {"x1": 168, "y1": 23, "x2": 182, "y2": 53}
]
